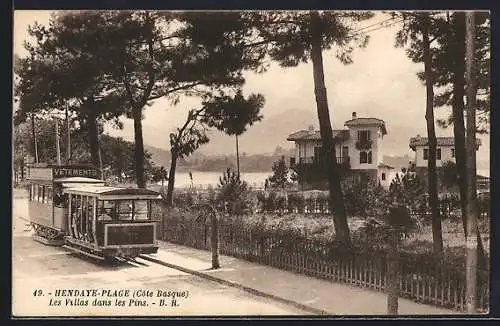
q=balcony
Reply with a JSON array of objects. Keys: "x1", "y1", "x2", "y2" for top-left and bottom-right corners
[
  {"x1": 290, "y1": 156, "x2": 350, "y2": 168},
  {"x1": 355, "y1": 139, "x2": 373, "y2": 150}
]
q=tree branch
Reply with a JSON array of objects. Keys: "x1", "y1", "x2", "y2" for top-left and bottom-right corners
[
  {"x1": 148, "y1": 81, "x2": 207, "y2": 101},
  {"x1": 121, "y1": 63, "x2": 136, "y2": 106}
]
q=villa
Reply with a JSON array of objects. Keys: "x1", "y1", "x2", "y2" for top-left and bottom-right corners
[
  {"x1": 409, "y1": 134, "x2": 488, "y2": 192},
  {"x1": 287, "y1": 112, "x2": 396, "y2": 190}
]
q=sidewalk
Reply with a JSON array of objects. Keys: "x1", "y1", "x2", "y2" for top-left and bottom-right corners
[{"x1": 153, "y1": 241, "x2": 460, "y2": 316}]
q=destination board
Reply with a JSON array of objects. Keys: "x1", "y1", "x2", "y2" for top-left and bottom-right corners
[
  {"x1": 27, "y1": 167, "x2": 53, "y2": 181},
  {"x1": 53, "y1": 166, "x2": 101, "y2": 179}
]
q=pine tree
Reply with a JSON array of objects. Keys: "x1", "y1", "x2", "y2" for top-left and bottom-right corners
[
  {"x1": 250, "y1": 10, "x2": 374, "y2": 244},
  {"x1": 267, "y1": 156, "x2": 288, "y2": 190},
  {"x1": 393, "y1": 11, "x2": 445, "y2": 254}
]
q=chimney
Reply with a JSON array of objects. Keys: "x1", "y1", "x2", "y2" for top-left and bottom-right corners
[
  {"x1": 416, "y1": 134, "x2": 421, "y2": 139},
  {"x1": 352, "y1": 112, "x2": 357, "y2": 119},
  {"x1": 308, "y1": 125, "x2": 315, "y2": 134}
]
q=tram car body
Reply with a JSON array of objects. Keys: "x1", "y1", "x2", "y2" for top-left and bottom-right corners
[{"x1": 26, "y1": 164, "x2": 161, "y2": 260}]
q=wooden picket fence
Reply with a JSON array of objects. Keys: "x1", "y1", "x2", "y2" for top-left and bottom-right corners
[{"x1": 163, "y1": 216, "x2": 489, "y2": 313}]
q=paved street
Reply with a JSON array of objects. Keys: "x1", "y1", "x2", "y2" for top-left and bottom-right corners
[{"x1": 12, "y1": 195, "x2": 309, "y2": 317}]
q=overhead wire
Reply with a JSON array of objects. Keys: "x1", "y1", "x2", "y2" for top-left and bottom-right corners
[{"x1": 345, "y1": 12, "x2": 446, "y2": 40}]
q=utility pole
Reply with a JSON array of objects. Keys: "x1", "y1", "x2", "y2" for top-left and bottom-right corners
[
  {"x1": 465, "y1": 11, "x2": 478, "y2": 314},
  {"x1": 235, "y1": 134, "x2": 240, "y2": 177},
  {"x1": 55, "y1": 118, "x2": 61, "y2": 165},
  {"x1": 31, "y1": 111, "x2": 39, "y2": 164},
  {"x1": 66, "y1": 102, "x2": 71, "y2": 164}
]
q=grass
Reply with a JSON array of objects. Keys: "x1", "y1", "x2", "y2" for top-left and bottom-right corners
[
  {"x1": 170, "y1": 208, "x2": 491, "y2": 258},
  {"x1": 411, "y1": 218, "x2": 490, "y2": 254}
]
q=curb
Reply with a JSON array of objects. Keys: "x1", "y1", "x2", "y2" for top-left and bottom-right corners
[{"x1": 138, "y1": 254, "x2": 329, "y2": 316}]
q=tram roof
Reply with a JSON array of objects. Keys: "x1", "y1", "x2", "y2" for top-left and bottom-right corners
[
  {"x1": 63, "y1": 185, "x2": 162, "y2": 199},
  {"x1": 55, "y1": 177, "x2": 105, "y2": 184}
]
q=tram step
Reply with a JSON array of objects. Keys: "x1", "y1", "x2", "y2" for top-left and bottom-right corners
[
  {"x1": 62, "y1": 245, "x2": 105, "y2": 261},
  {"x1": 33, "y1": 234, "x2": 64, "y2": 246}
]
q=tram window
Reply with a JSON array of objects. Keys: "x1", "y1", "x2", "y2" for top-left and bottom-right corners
[
  {"x1": 40, "y1": 185, "x2": 51, "y2": 204},
  {"x1": 38, "y1": 185, "x2": 43, "y2": 202},
  {"x1": 54, "y1": 184, "x2": 63, "y2": 207},
  {"x1": 97, "y1": 200, "x2": 116, "y2": 221},
  {"x1": 45, "y1": 186, "x2": 53, "y2": 204},
  {"x1": 134, "y1": 200, "x2": 149, "y2": 220},
  {"x1": 81, "y1": 196, "x2": 89, "y2": 222},
  {"x1": 32, "y1": 184, "x2": 38, "y2": 202},
  {"x1": 117, "y1": 200, "x2": 133, "y2": 220}
]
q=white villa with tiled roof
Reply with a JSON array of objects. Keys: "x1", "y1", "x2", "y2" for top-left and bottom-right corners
[
  {"x1": 287, "y1": 112, "x2": 396, "y2": 190},
  {"x1": 408, "y1": 134, "x2": 488, "y2": 192},
  {"x1": 408, "y1": 134, "x2": 481, "y2": 168}
]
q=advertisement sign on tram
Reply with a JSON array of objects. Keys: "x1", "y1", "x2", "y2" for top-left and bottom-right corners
[{"x1": 27, "y1": 164, "x2": 102, "y2": 181}]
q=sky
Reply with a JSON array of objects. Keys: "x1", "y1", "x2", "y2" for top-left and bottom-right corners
[{"x1": 12, "y1": 10, "x2": 490, "y2": 167}]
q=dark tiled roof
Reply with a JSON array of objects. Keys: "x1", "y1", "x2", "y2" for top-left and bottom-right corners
[
  {"x1": 286, "y1": 129, "x2": 349, "y2": 141},
  {"x1": 344, "y1": 118, "x2": 387, "y2": 135},
  {"x1": 409, "y1": 136, "x2": 482, "y2": 150}
]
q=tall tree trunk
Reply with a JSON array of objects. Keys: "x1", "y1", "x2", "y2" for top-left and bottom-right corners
[
  {"x1": 422, "y1": 15, "x2": 444, "y2": 255},
  {"x1": 133, "y1": 106, "x2": 146, "y2": 188},
  {"x1": 451, "y1": 13, "x2": 487, "y2": 269},
  {"x1": 465, "y1": 12, "x2": 479, "y2": 313},
  {"x1": 87, "y1": 111, "x2": 103, "y2": 173},
  {"x1": 386, "y1": 229, "x2": 400, "y2": 314},
  {"x1": 309, "y1": 11, "x2": 350, "y2": 244},
  {"x1": 55, "y1": 118, "x2": 61, "y2": 165},
  {"x1": 165, "y1": 148, "x2": 178, "y2": 207},
  {"x1": 210, "y1": 207, "x2": 220, "y2": 269}
]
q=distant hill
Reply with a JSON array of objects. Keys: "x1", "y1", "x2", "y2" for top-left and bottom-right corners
[
  {"x1": 144, "y1": 144, "x2": 171, "y2": 167},
  {"x1": 144, "y1": 143, "x2": 294, "y2": 173},
  {"x1": 197, "y1": 108, "x2": 317, "y2": 155},
  {"x1": 136, "y1": 108, "x2": 489, "y2": 164},
  {"x1": 382, "y1": 155, "x2": 410, "y2": 172}
]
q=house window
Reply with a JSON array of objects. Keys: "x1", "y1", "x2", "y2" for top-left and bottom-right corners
[
  {"x1": 360, "y1": 151, "x2": 367, "y2": 164},
  {"x1": 423, "y1": 148, "x2": 441, "y2": 160},
  {"x1": 382, "y1": 173, "x2": 386, "y2": 181},
  {"x1": 359, "y1": 151, "x2": 372, "y2": 164},
  {"x1": 357, "y1": 130, "x2": 371, "y2": 142},
  {"x1": 451, "y1": 148, "x2": 455, "y2": 158}
]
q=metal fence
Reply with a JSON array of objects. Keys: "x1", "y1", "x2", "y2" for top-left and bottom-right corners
[{"x1": 162, "y1": 216, "x2": 489, "y2": 313}]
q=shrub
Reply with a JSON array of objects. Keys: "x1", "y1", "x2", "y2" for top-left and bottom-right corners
[
  {"x1": 216, "y1": 168, "x2": 253, "y2": 215},
  {"x1": 341, "y1": 173, "x2": 385, "y2": 218},
  {"x1": 172, "y1": 190, "x2": 197, "y2": 208},
  {"x1": 287, "y1": 192, "x2": 306, "y2": 213}
]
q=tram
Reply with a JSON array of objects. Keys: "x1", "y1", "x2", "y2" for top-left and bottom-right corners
[{"x1": 26, "y1": 164, "x2": 161, "y2": 260}]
